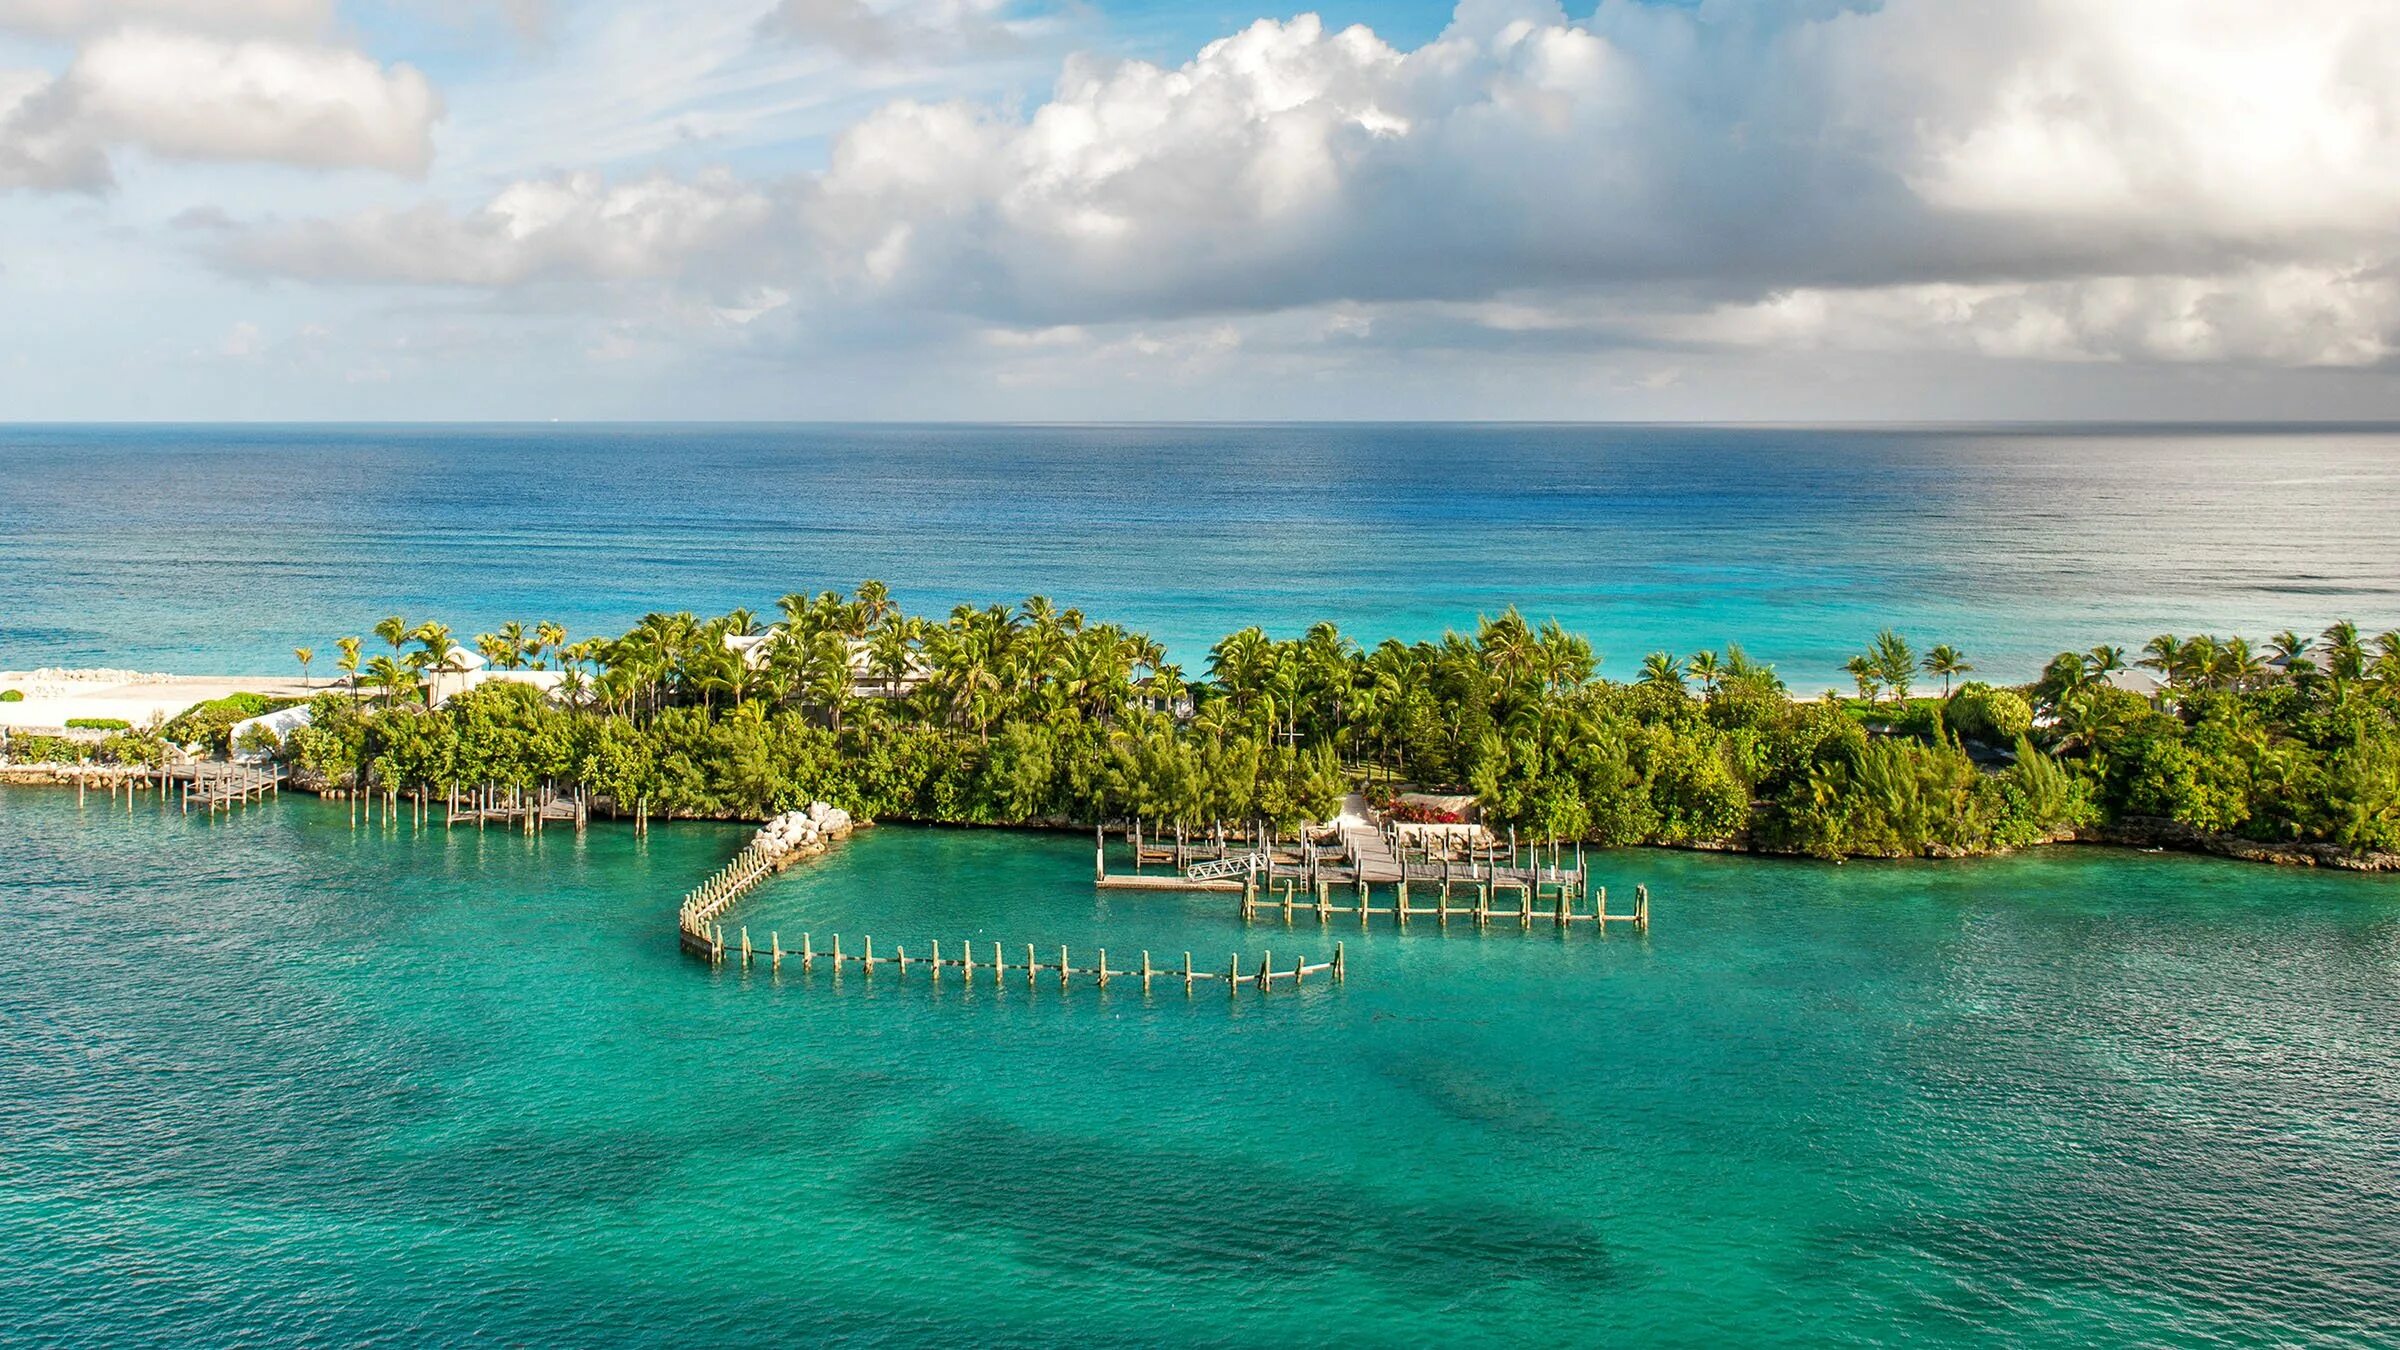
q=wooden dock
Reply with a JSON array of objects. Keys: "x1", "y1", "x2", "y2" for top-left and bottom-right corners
[
  {"x1": 445, "y1": 782, "x2": 586, "y2": 832},
  {"x1": 697, "y1": 926, "x2": 1343, "y2": 994},
  {"x1": 1093, "y1": 819, "x2": 1649, "y2": 932},
  {"x1": 162, "y1": 763, "x2": 284, "y2": 814}
]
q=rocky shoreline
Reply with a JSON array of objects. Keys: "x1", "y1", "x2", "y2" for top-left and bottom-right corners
[
  {"x1": 3, "y1": 768, "x2": 2391, "y2": 873},
  {"x1": 752, "y1": 803, "x2": 858, "y2": 869}
]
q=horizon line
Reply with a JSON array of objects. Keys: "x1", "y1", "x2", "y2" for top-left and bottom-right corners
[{"x1": 9, "y1": 418, "x2": 2400, "y2": 431}]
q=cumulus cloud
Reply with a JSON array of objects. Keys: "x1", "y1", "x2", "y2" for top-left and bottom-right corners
[
  {"x1": 0, "y1": 26, "x2": 440, "y2": 190},
  {"x1": 1680, "y1": 266, "x2": 2400, "y2": 369},
  {"x1": 0, "y1": 0, "x2": 329, "y2": 40},
  {"x1": 196, "y1": 0, "x2": 2400, "y2": 370},
  {"x1": 210, "y1": 170, "x2": 779, "y2": 286}
]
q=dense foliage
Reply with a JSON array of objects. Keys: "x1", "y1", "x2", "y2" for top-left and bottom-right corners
[
  {"x1": 23, "y1": 591, "x2": 2400, "y2": 861},
  {"x1": 159, "y1": 693, "x2": 297, "y2": 754}
]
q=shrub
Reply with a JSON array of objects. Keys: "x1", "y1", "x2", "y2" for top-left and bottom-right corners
[
  {"x1": 66, "y1": 717, "x2": 132, "y2": 731},
  {"x1": 2, "y1": 733, "x2": 87, "y2": 764},
  {"x1": 0, "y1": 690, "x2": 20, "y2": 702},
  {"x1": 159, "y1": 693, "x2": 297, "y2": 754},
  {"x1": 1947, "y1": 683, "x2": 2033, "y2": 744},
  {"x1": 235, "y1": 724, "x2": 284, "y2": 758}
]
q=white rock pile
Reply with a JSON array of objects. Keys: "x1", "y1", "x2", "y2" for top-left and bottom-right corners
[{"x1": 752, "y1": 801, "x2": 855, "y2": 862}]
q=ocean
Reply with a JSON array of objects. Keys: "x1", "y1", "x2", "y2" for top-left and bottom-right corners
[
  {"x1": 5, "y1": 423, "x2": 2399, "y2": 1345},
  {"x1": 3, "y1": 423, "x2": 2397, "y2": 685},
  {"x1": 1, "y1": 793, "x2": 2393, "y2": 1345}
]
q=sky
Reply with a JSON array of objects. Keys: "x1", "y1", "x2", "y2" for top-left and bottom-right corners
[{"x1": 3, "y1": 0, "x2": 2399, "y2": 421}]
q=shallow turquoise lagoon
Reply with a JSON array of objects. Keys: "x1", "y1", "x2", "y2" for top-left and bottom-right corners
[{"x1": 3, "y1": 787, "x2": 2396, "y2": 1345}]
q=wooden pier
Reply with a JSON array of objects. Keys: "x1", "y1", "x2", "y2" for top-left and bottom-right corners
[
  {"x1": 445, "y1": 782, "x2": 587, "y2": 832},
  {"x1": 1093, "y1": 818, "x2": 1649, "y2": 932},
  {"x1": 696, "y1": 926, "x2": 1344, "y2": 994},
  {"x1": 164, "y1": 762, "x2": 284, "y2": 814}
]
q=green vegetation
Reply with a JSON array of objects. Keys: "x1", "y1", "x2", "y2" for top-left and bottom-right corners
[
  {"x1": 0, "y1": 690, "x2": 20, "y2": 703},
  {"x1": 65, "y1": 717, "x2": 132, "y2": 732},
  {"x1": 159, "y1": 693, "x2": 297, "y2": 754},
  {"x1": 22, "y1": 594, "x2": 2398, "y2": 863}
]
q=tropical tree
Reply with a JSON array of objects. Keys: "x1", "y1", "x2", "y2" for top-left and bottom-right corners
[
  {"x1": 497, "y1": 621, "x2": 532, "y2": 669},
  {"x1": 336, "y1": 637, "x2": 362, "y2": 701},
  {"x1": 293, "y1": 647, "x2": 314, "y2": 688},
  {"x1": 2372, "y1": 630, "x2": 2400, "y2": 685},
  {"x1": 1844, "y1": 655, "x2": 1881, "y2": 702},
  {"x1": 1641, "y1": 651, "x2": 1687, "y2": 692},
  {"x1": 1870, "y1": 630, "x2": 1915, "y2": 701},
  {"x1": 1688, "y1": 650, "x2": 1724, "y2": 695},
  {"x1": 413, "y1": 622, "x2": 458, "y2": 673},
  {"x1": 856, "y1": 580, "x2": 894, "y2": 630},
  {"x1": 2138, "y1": 635, "x2": 2184, "y2": 687},
  {"x1": 2322, "y1": 620, "x2": 2367, "y2": 681},
  {"x1": 1922, "y1": 644, "x2": 1971, "y2": 696},
  {"x1": 363, "y1": 655, "x2": 414, "y2": 706},
  {"x1": 374, "y1": 615, "x2": 412, "y2": 665}
]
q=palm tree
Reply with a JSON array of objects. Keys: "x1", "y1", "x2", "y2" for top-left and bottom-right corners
[
  {"x1": 1478, "y1": 608, "x2": 1538, "y2": 693},
  {"x1": 534, "y1": 621, "x2": 567, "y2": 671},
  {"x1": 374, "y1": 615, "x2": 411, "y2": 664},
  {"x1": 2138, "y1": 634, "x2": 2182, "y2": 685},
  {"x1": 2322, "y1": 620, "x2": 2366, "y2": 681},
  {"x1": 1921, "y1": 644, "x2": 1971, "y2": 696},
  {"x1": 1687, "y1": 650, "x2": 1724, "y2": 695},
  {"x1": 1640, "y1": 651, "x2": 1687, "y2": 692},
  {"x1": 1870, "y1": 630, "x2": 1915, "y2": 700},
  {"x1": 1538, "y1": 620, "x2": 1596, "y2": 693},
  {"x1": 856, "y1": 580, "x2": 893, "y2": 630},
  {"x1": 2222, "y1": 636, "x2": 2268, "y2": 691},
  {"x1": 2083, "y1": 638, "x2": 2121, "y2": 682},
  {"x1": 1844, "y1": 655, "x2": 1881, "y2": 702},
  {"x1": 2372, "y1": 630, "x2": 2400, "y2": 685},
  {"x1": 336, "y1": 637, "x2": 362, "y2": 701},
  {"x1": 1208, "y1": 627, "x2": 1273, "y2": 712},
  {"x1": 364, "y1": 655, "x2": 413, "y2": 706},
  {"x1": 413, "y1": 622, "x2": 457, "y2": 672},
  {"x1": 496, "y1": 620, "x2": 531, "y2": 669},
  {"x1": 293, "y1": 647, "x2": 314, "y2": 688}
]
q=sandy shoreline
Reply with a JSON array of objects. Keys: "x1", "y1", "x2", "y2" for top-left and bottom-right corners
[{"x1": 0, "y1": 670, "x2": 316, "y2": 731}]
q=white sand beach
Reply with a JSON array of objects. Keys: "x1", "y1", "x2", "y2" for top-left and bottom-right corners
[{"x1": 0, "y1": 669, "x2": 316, "y2": 731}]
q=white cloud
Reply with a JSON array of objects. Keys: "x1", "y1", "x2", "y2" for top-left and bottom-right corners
[
  {"x1": 1681, "y1": 266, "x2": 2400, "y2": 369},
  {"x1": 190, "y1": 0, "x2": 2400, "y2": 377},
  {"x1": 762, "y1": 0, "x2": 1019, "y2": 62},
  {"x1": 0, "y1": 26, "x2": 440, "y2": 190},
  {"x1": 211, "y1": 169, "x2": 778, "y2": 285},
  {"x1": 0, "y1": 0, "x2": 329, "y2": 40}
]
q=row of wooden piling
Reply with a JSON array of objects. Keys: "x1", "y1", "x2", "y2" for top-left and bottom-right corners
[
  {"x1": 700, "y1": 928, "x2": 1345, "y2": 993},
  {"x1": 68, "y1": 763, "x2": 282, "y2": 815},
  {"x1": 677, "y1": 843, "x2": 778, "y2": 952}
]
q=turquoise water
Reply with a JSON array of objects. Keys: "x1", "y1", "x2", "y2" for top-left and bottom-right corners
[
  {"x1": 5, "y1": 786, "x2": 2395, "y2": 1345},
  {"x1": 3, "y1": 423, "x2": 2398, "y2": 685}
]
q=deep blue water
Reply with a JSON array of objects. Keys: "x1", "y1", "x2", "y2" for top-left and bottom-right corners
[{"x1": 4, "y1": 423, "x2": 2397, "y2": 684}]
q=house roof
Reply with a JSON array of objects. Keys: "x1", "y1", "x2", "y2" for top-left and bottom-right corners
[{"x1": 2104, "y1": 668, "x2": 2168, "y2": 695}]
